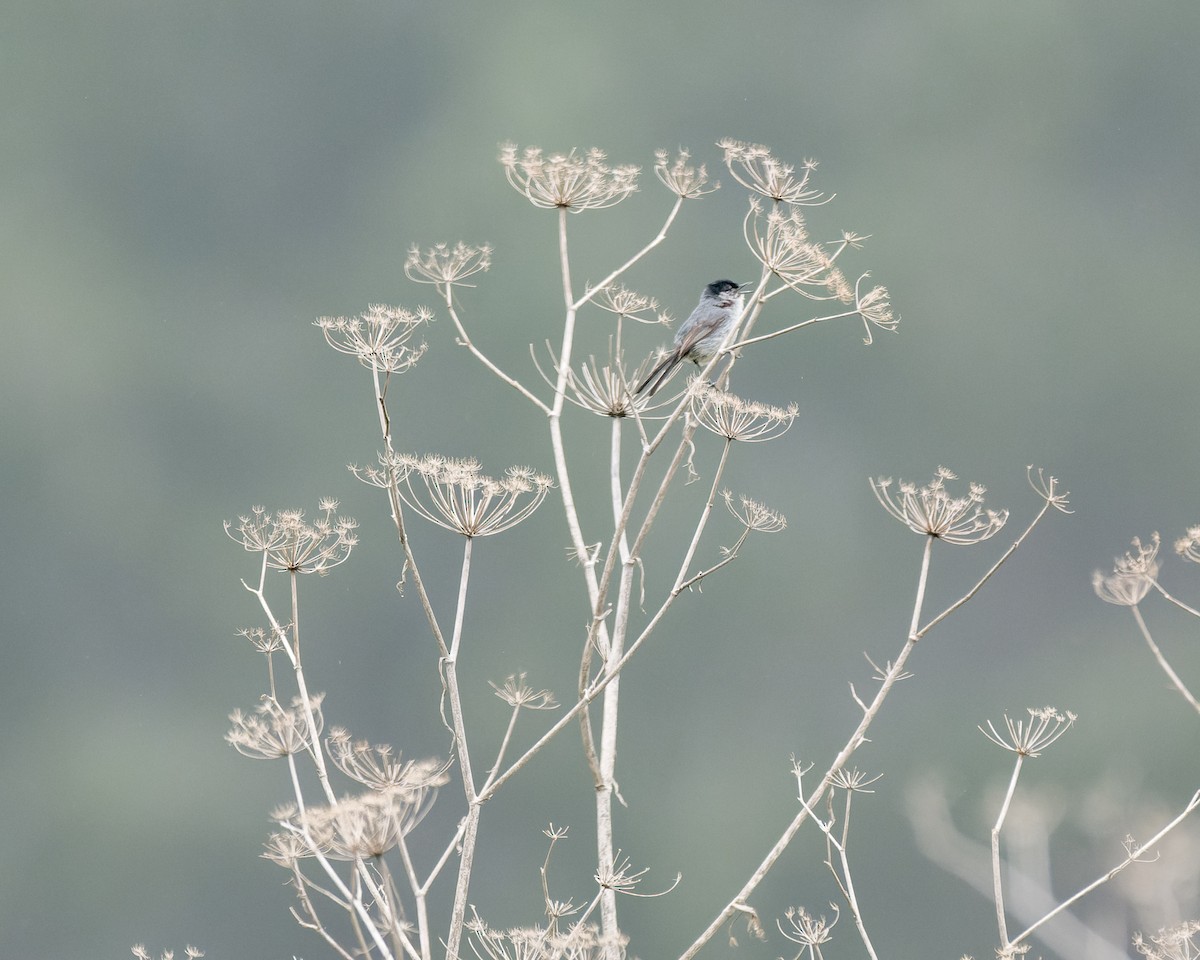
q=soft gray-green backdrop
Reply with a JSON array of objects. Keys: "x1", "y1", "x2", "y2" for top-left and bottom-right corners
[{"x1": 4, "y1": 1, "x2": 1199, "y2": 958}]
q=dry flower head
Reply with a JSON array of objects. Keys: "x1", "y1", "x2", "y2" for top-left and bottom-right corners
[
  {"x1": 315, "y1": 304, "x2": 432, "y2": 373},
  {"x1": 870, "y1": 466, "x2": 1008, "y2": 544},
  {"x1": 979, "y1": 705, "x2": 1077, "y2": 757},
  {"x1": 690, "y1": 383, "x2": 799, "y2": 443},
  {"x1": 226, "y1": 693, "x2": 326, "y2": 760},
  {"x1": 1093, "y1": 533, "x2": 1160, "y2": 606},
  {"x1": 500, "y1": 143, "x2": 639, "y2": 212},
  {"x1": 719, "y1": 139, "x2": 832, "y2": 206},
  {"x1": 355, "y1": 452, "x2": 553, "y2": 538},
  {"x1": 405, "y1": 241, "x2": 493, "y2": 288},
  {"x1": 653, "y1": 147, "x2": 718, "y2": 199},
  {"x1": 225, "y1": 501, "x2": 358, "y2": 574}
]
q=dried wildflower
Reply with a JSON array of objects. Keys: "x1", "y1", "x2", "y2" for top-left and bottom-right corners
[
  {"x1": 719, "y1": 139, "x2": 832, "y2": 206},
  {"x1": 1027, "y1": 466, "x2": 1073, "y2": 513},
  {"x1": 829, "y1": 767, "x2": 883, "y2": 792},
  {"x1": 294, "y1": 789, "x2": 430, "y2": 859},
  {"x1": 489, "y1": 673, "x2": 559, "y2": 710},
  {"x1": 500, "y1": 143, "x2": 639, "y2": 212},
  {"x1": 1093, "y1": 571, "x2": 1154, "y2": 606},
  {"x1": 236, "y1": 625, "x2": 287, "y2": 654},
  {"x1": 1134, "y1": 920, "x2": 1200, "y2": 960},
  {"x1": 690, "y1": 384, "x2": 798, "y2": 442},
  {"x1": 225, "y1": 501, "x2": 358, "y2": 574},
  {"x1": 590, "y1": 284, "x2": 664, "y2": 323},
  {"x1": 533, "y1": 342, "x2": 655, "y2": 418},
  {"x1": 356, "y1": 452, "x2": 553, "y2": 538},
  {"x1": 870, "y1": 466, "x2": 1008, "y2": 544},
  {"x1": 653, "y1": 147, "x2": 718, "y2": 199},
  {"x1": 467, "y1": 921, "x2": 550, "y2": 960},
  {"x1": 327, "y1": 728, "x2": 451, "y2": 793},
  {"x1": 314, "y1": 303, "x2": 432, "y2": 374},
  {"x1": 852, "y1": 272, "x2": 898, "y2": 344},
  {"x1": 131, "y1": 947, "x2": 204, "y2": 960},
  {"x1": 721, "y1": 490, "x2": 787, "y2": 533},
  {"x1": 226, "y1": 692, "x2": 326, "y2": 760},
  {"x1": 596, "y1": 852, "x2": 651, "y2": 895},
  {"x1": 1176, "y1": 526, "x2": 1200, "y2": 564},
  {"x1": 1093, "y1": 533, "x2": 1160, "y2": 606},
  {"x1": 743, "y1": 198, "x2": 846, "y2": 299},
  {"x1": 467, "y1": 916, "x2": 627, "y2": 960},
  {"x1": 404, "y1": 241, "x2": 492, "y2": 288},
  {"x1": 261, "y1": 830, "x2": 313, "y2": 867},
  {"x1": 778, "y1": 904, "x2": 839, "y2": 948},
  {"x1": 577, "y1": 355, "x2": 661, "y2": 416},
  {"x1": 979, "y1": 705, "x2": 1077, "y2": 757}
]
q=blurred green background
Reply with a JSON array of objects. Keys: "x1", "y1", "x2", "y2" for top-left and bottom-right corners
[{"x1": 4, "y1": 1, "x2": 1200, "y2": 957}]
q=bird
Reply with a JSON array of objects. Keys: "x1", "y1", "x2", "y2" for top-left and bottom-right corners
[{"x1": 635, "y1": 280, "x2": 745, "y2": 397}]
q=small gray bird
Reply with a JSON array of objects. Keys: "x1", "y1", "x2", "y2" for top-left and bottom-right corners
[{"x1": 635, "y1": 279, "x2": 745, "y2": 397}]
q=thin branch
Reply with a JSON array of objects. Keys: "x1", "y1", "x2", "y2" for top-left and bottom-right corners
[
  {"x1": 441, "y1": 285, "x2": 550, "y2": 413},
  {"x1": 729, "y1": 307, "x2": 860, "y2": 351},
  {"x1": 571, "y1": 195, "x2": 685, "y2": 311},
  {"x1": 677, "y1": 536, "x2": 935, "y2": 960},
  {"x1": 1153, "y1": 580, "x2": 1200, "y2": 618},
  {"x1": 818, "y1": 791, "x2": 880, "y2": 960},
  {"x1": 991, "y1": 755, "x2": 1026, "y2": 949},
  {"x1": 1130, "y1": 604, "x2": 1200, "y2": 714},
  {"x1": 442, "y1": 537, "x2": 481, "y2": 960},
  {"x1": 1008, "y1": 789, "x2": 1200, "y2": 949},
  {"x1": 917, "y1": 498, "x2": 1052, "y2": 638},
  {"x1": 371, "y1": 364, "x2": 449, "y2": 658}
]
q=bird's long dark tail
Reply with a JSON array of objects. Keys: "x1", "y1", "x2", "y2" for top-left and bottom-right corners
[{"x1": 634, "y1": 350, "x2": 683, "y2": 397}]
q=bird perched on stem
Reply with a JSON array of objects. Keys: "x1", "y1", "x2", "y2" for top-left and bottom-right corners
[{"x1": 635, "y1": 280, "x2": 745, "y2": 397}]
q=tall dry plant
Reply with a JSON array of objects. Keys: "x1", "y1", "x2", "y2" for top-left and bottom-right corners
[{"x1": 171, "y1": 141, "x2": 1199, "y2": 960}]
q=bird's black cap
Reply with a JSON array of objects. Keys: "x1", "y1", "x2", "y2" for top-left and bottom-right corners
[{"x1": 704, "y1": 279, "x2": 741, "y2": 296}]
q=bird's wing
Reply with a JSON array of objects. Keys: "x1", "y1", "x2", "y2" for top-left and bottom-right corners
[{"x1": 674, "y1": 310, "x2": 728, "y2": 357}]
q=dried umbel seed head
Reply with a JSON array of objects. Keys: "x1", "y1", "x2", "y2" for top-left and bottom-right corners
[
  {"x1": 871, "y1": 466, "x2": 1008, "y2": 545},
  {"x1": 315, "y1": 304, "x2": 432, "y2": 373},
  {"x1": 500, "y1": 143, "x2": 639, "y2": 212}
]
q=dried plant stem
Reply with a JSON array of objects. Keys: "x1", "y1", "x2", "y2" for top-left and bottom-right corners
[
  {"x1": 816, "y1": 791, "x2": 880, "y2": 960},
  {"x1": 443, "y1": 538, "x2": 482, "y2": 960},
  {"x1": 544, "y1": 204, "x2": 695, "y2": 956},
  {"x1": 480, "y1": 703, "x2": 525, "y2": 794},
  {"x1": 594, "y1": 416, "x2": 638, "y2": 945},
  {"x1": 547, "y1": 213, "x2": 611, "y2": 793},
  {"x1": 368, "y1": 371, "x2": 477, "y2": 958},
  {"x1": 730, "y1": 306, "x2": 863, "y2": 351},
  {"x1": 1130, "y1": 604, "x2": 1200, "y2": 714},
  {"x1": 283, "y1": 753, "x2": 400, "y2": 960},
  {"x1": 287, "y1": 571, "x2": 336, "y2": 800},
  {"x1": 918, "y1": 497, "x2": 1052, "y2": 638},
  {"x1": 394, "y1": 835, "x2": 433, "y2": 960},
  {"x1": 1153, "y1": 581, "x2": 1200, "y2": 618},
  {"x1": 240, "y1": 559, "x2": 337, "y2": 804},
  {"x1": 991, "y1": 754, "x2": 1026, "y2": 948},
  {"x1": 445, "y1": 807, "x2": 481, "y2": 960},
  {"x1": 441, "y1": 286, "x2": 549, "y2": 413},
  {"x1": 674, "y1": 440, "x2": 732, "y2": 590},
  {"x1": 371, "y1": 366, "x2": 448, "y2": 657},
  {"x1": 570, "y1": 196, "x2": 684, "y2": 312},
  {"x1": 479, "y1": 500, "x2": 716, "y2": 805},
  {"x1": 677, "y1": 535, "x2": 936, "y2": 960},
  {"x1": 1007, "y1": 789, "x2": 1200, "y2": 951}
]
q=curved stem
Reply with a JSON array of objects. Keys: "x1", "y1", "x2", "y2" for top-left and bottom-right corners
[
  {"x1": 1130, "y1": 604, "x2": 1200, "y2": 714},
  {"x1": 991, "y1": 755, "x2": 1025, "y2": 949},
  {"x1": 673, "y1": 440, "x2": 732, "y2": 591},
  {"x1": 678, "y1": 536, "x2": 934, "y2": 960},
  {"x1": 441, "y1": 285, "x2": 550, "y2": 413},
  {"x1": 371, "y1": 364, "x2": 449, "y2": 657}
]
